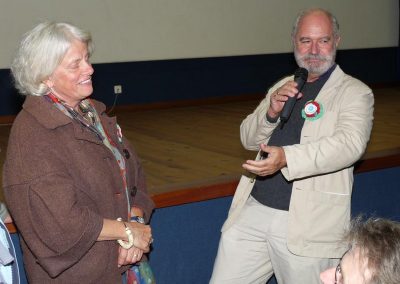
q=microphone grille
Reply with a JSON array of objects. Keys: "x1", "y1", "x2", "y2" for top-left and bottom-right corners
[{"x1": 294, "y1": 67, "x2": 308, "y2": 81}]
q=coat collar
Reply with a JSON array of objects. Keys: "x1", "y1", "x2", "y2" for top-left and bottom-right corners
[
  {"x1": 317, "y1": 65, "x2": 345, "y2": 94},
  {"x1": 23, "y1": 95, "x2": 108, "y2": 130}
]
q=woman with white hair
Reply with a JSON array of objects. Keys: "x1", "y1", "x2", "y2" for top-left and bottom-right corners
[{"x1": 4, "y1": 22, "x2": 155, "y2": 283}]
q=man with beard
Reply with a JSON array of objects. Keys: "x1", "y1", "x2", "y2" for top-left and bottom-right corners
[{"x1": 210, "y1": 8, "x2": 374, "y2": 284}]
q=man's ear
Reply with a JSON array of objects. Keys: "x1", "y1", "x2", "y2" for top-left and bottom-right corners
[{"x1": 335, "y1": 36, "x2": 341, "y2": 48}]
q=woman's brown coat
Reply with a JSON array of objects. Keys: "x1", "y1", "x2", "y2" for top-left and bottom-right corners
[{"x1": 3, "y1": 96, "x2": 154, "y2": 283}]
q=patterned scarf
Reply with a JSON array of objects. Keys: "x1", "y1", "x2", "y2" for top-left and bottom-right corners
[{"x1": 45, "y1": 93, "x2": 131, "y2": 215}]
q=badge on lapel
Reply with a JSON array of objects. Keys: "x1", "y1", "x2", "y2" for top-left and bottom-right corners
[{"x1": 302, "y1": 100, "x2": 324, "y2": 121}]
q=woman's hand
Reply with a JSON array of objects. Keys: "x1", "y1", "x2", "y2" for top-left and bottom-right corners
[
  {"x1": 127, "y1": 222, "x2": 152, "y2": 252},
  {"x1": 118, "y1": 246, "x2": 144, "y2": 267},
  {"x1": 98, "y1": 219, "x2": 152, "y2": 250}
]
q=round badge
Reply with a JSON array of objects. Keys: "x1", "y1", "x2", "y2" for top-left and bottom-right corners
[{"x1": 301, "y1": 100, "x2": 324, "y2": 121}]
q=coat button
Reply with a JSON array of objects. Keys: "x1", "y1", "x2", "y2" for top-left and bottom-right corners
[
  {"x1": 123, "y1": 149, "x2": 130, "y2": 159},
  {"x1": 130, "y1": 186, "x2": 137, "y2": 197}
]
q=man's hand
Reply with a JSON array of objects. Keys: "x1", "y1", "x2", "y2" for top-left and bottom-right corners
[
  {"x1": 268, "y1": 81, "x2": 303, "y2": 119},
  {"x1": 242, "y1": 144, "x2": 287, "y2": 176}
]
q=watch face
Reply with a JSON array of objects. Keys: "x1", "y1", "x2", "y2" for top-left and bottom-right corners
[{"x1": 131, "y1": 216, "x2": 145, "y2": 224}]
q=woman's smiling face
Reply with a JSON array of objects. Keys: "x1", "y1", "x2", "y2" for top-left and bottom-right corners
[{"x1": 44, "y1": 39, "x2": 94, "y2": 108}]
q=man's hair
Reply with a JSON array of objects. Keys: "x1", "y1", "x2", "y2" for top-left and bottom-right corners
[
  {"x1": 291, "y1": 8, "x2": 340, "y2": 40},
  {"x1": 346, "y1": 217, "x2": 400, "y2": 284},
  {"x1": 11, "y1": 22, "x2": 94, "y2": 96}
]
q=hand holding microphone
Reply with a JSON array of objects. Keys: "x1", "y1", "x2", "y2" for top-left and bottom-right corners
[
  {"x1": 280, "y1": 68, "x2": 308, "y2": 122},
  {"x1": 268, "y1": 68, "x2": 308, "y2": 124}
]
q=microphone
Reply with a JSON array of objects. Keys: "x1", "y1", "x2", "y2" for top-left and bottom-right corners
[{"x1": 279, "y1": 67, "x2": 308, "y2": 123}]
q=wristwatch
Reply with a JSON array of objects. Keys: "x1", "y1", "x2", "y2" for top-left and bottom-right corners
[{"x1": 130, "y1": 216, "x2": 145, "y2": 224}]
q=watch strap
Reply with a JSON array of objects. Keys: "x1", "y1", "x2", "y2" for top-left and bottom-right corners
[{"x1": 130, "y1": 216, "x2": 145, "y2": 224}]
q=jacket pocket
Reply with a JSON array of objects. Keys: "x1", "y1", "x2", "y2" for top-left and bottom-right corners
[{"x1": 304, "y1": 190, "x2": 350, "y2": 243}]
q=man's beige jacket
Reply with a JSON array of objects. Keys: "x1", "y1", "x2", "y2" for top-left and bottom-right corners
[{"x1": 222, "y1": 66, "x2": 374, "y2": 258}]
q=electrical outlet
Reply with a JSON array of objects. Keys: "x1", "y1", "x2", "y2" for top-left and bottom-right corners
[{"x1": 114, "y1": 85, "x2": 122, "y2": 94}]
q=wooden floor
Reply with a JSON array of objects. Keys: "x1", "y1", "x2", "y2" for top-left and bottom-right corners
[{"x1": 0, "y1": 86, "x2": 399, "y2": 208}]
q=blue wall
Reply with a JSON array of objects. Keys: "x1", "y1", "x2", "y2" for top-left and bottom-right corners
[
  {"x1": 148, "y1": 167, "x2": 400, "y2": 284},
  {"x1": 0, "y1": 47, "x2": 398, "y2": 116}
]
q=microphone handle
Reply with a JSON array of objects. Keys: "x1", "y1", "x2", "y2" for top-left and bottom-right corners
[
  {"x1": 279, "y1": 67, "x2": 308, "y2": 123},
  {"x1": 280, "y1": 94, "x2": 298, "y2": 122}
]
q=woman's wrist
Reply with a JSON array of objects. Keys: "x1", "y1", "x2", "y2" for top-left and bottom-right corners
[
  {"x1": 116, "y1": 218, "x2": 134, "y2": 249},
  {"x1": 97, "y1": 218, "x2": 135, "y2": 242}
]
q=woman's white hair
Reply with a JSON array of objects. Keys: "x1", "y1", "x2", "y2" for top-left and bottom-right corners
[{"x1": 11, "y1": 22, "x2": 94, "y2": 96}]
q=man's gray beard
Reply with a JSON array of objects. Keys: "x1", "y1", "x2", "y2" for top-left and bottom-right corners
[{"x1": 294, "y1": 49, "x2": 336, "y2": 76}]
